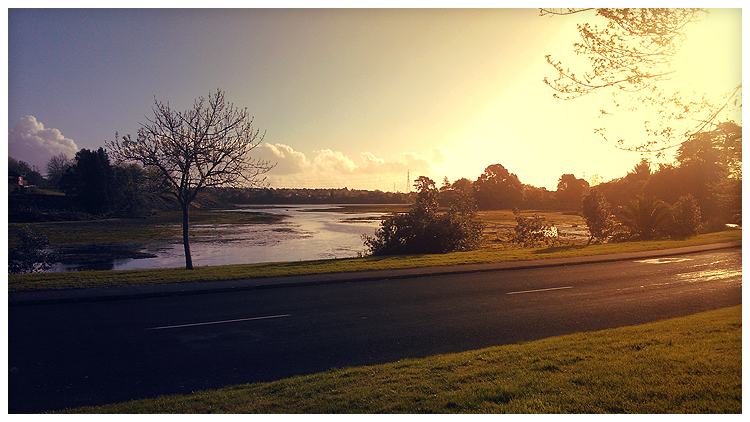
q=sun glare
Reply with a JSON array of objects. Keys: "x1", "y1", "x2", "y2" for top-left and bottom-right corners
[{"x1": 671, "y1": 9, "x2": 742, "y2": 100}]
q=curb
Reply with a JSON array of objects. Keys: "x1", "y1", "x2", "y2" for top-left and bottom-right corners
[{"x1": 8, "y1": 241, "x2": 742, "y2": 306}]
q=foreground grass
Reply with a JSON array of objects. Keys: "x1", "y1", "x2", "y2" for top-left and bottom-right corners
[
  {"x1": 59, "y1": 306, "x2": 742, "y2": 413},
  {"x1": 8, "y1": 229, "x2": 741, "y2": 292}
]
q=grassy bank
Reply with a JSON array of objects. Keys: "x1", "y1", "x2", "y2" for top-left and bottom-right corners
[
  {"x1": 8, "y1": 229, "x2": 741, "y2": 292},
  {"x1": 58, "y1": 305, "x2": 742, "y2": 413},
  {"x1": 7, "y1": 209, "x2": 285, "y2": 247}
]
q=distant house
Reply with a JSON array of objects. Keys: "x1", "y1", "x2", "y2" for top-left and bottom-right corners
[{"x1": 8, "y1": 171, "x2": 27, "y2": 194}]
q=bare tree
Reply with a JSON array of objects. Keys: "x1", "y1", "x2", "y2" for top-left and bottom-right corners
[
  {"x1": 45, "y1": 153, "x2": 74, "y2": 188},
  {"x1": 109, "y1": 89, "x2": 273, "y2": 269},
  {"x1": 541, "y1": 8, "x2": 741, "y2": 153}
]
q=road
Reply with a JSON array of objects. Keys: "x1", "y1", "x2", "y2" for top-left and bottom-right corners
[{"x1": 8, "y1": 248, "x2": 742, "y2": 413}]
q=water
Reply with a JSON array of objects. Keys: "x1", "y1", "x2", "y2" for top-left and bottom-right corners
[{"x1": 54, "y1": 205, "x2": 386, "y2": 271}]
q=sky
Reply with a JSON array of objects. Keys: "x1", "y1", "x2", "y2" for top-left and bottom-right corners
[{"x1": 5, "y1": 6, "x2": 743, "y2": 192}]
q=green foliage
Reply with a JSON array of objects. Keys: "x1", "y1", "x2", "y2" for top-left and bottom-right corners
[
  {"x1": 670, "y1": 194, "x2": 702, "y2": 238},
  {"x1": 8, "y1": 226, "x2": 56, "y2": 274},
  {"x1": 617, "y1": 195, "x2": 673, "y2": 240},
  {"x1": 510, "y1": 210, "x2": 561, "y2": 248},
  {"x1": 364, "y1": 176, "x2": 484, "y2": 256},
  {"x1": 581, "y1": 189, "x2": 617, "y2": 245}
]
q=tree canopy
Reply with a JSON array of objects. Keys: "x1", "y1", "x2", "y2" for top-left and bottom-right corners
[{"x1": 473, "y1": 164, "x2": 523, "y2": 210}]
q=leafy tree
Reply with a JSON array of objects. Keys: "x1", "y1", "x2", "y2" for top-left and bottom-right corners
[
  {"x1": 45, "y1": 153, "x2": 74, "y2": 188},
  {"x1": 542, "y1": 8, "x2": 741, "y2": 152},
  {"x1": 670, "y1": 194, "x2": 702, "y2": 238},
  {"x1": 617, "y1": 195, "x2": 672, "y2": 240},
  {"x1": 556, "y1": 173, "x2": 589, "y2": 211},
  {"x1": 473, "y1": 164, "x2": 523, "y2": 210},
  {"x1": 451, "y1": 177, "x2": 474, "y2": 195},
  {"x1": 364, "y1": 176, "x2": 483, "y2": 256},
  {"x1": 8, "y1": 157, "x2": 46, "y2": 188},
  {"x1": 8, "y1": 226, "x2": 56, "y2": 274},
  {"x1": 581, "y1": 189, "x2": 617, "y2": 245},
  {"x1": 522, "y1": 184, "x2": 554, "y2": 210},
  {"x1": 660, "y1": 122, "x2": 741, "y2": 228},
  {"x1": 59, "y1": 148, "x2": 117, "y2": 214},
  {"x1": 109, "y1": 89, "x2": 273, "y2": 269}
]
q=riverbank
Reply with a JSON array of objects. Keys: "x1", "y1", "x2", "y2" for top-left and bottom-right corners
[{"x1": 8, "y1": 229, "x2": 741, "y2": 292}]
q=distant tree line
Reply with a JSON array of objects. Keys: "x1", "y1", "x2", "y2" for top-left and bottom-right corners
[
  {"x1": 366, "y1": 121, "x2": 740, "y2": 255},
  {"x1": 9, "y1": 120, "x2": 740, "y2": 243}
]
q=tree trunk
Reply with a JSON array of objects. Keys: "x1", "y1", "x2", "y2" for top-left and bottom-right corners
[{"x1": 181, "y1": 204, "x2": 193, "y2": 270}]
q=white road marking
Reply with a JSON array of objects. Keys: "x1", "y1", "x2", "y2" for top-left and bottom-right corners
[
  {"x1": 146, "y1": 314, "x2": 291, "y2": 330},
  {"x1": 506, "y1": 286, "x2": 573, "y2": 295},
  {"x1": 634, "y1": 258, "x2": 693, "y2": 264}
]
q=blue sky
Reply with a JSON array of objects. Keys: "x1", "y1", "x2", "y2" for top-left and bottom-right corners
[{"x1": 6, "y1": 7, "x2": 742, "y2": 191}]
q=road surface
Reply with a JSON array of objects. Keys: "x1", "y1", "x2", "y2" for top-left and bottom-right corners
[{"x1": 8, "y1": 247, "x2": 742, "y2": 413}]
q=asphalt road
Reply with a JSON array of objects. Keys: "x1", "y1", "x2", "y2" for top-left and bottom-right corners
[{"x1": 8, "y1": 248, "x2": 742, "y2": 413}]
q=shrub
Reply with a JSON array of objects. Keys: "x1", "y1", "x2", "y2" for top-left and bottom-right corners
[
  {"x1": 670, "y1": 194, "x2": 702, "y2": 238},
  {"x1": 510, "y1": 210, "x2": 562, "y2": 248},
  {"x1": 364, "y1": 177, "x2": 483, "y2": 256},
  {"x1": 581, "y1": 189, "x2": 618, "y2": 245},
  {"x1": 617, "y1": 195, "x2": 672, "y2": 240},
  {"x1": 8, "y1": 226, "x2": 56, "y2": 274}
]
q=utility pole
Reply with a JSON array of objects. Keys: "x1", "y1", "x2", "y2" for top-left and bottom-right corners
[{"x1": 407, "y1": 170, "x2": 410, "y2": 193}]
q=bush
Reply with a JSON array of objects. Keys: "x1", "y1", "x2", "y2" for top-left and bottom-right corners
[
  {"x1": 510, "y1": 210, "x2": 562, "y2": 248},
  {"x1": 8, "y1": 226, "x2": 56, "y2": 274},
  {"x1": 364, "y1": 176, "x2": 483, "y2": 256},
  {"x1": 581, "y1": 189, "x2": 618, "y2": 245},
  {"x1": 670, "y1": 194, "x2": 702, "y2": 238},
  {"x1": 617, "y1": 195, "x2": 672, "y2": 240}
]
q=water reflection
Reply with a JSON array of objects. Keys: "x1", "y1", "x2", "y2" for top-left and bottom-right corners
[{"x1": 53, "y1": 205, "x2": 385, "y2": 272}]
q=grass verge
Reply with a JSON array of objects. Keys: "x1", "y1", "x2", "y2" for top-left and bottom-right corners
[
  {"x1": 8, "y1": 229, "x2": 741, "y2": 292},
  {"x1": 58, "y1": 305, "x2": 742, "y2": 413}
]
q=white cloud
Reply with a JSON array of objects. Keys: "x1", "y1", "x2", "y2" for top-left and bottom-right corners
[
  {"x1": 359, "y1": 151, "x2": 405, "y2": 174},
  {"x1": 313, "y1": 149, "x2": 358, "y2": 174},
  {"x1": 403, "y1": 152, "x2": 432, "y2": 173},
  {"x1": 255, "y1": 142, "x2": 446, "y2": 190},
  {"x1": 256, "y1": 143, "x2": 311, "y2": 175},
  {"x1": 8, "y1": 116, "x2": 79, "y2": 170}
]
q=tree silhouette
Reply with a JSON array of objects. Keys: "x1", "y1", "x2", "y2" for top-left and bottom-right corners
[
  {"x1": 473, "y1": 164, "x2": 523, "y2": 210},
  {"x1": 109, "y1": 89, "x2": 273, "y2": 269},
  {"x1": 542, "y1": 8, "x2": 741, "y2": 152},
  {"x1": 556, "y1": 173, "x2": 589, "y2": 211},
  {"x1": 45, "y1": 153, "x2": 73, "y2": 188}
]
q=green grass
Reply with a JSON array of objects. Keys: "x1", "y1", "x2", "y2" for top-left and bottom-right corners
[
  {"x1": 57, "y1": 305, "x2": 742, "y2": 413},
  {"x1": 8, "y1": 229, "x2": 741, "y2": 292}
]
